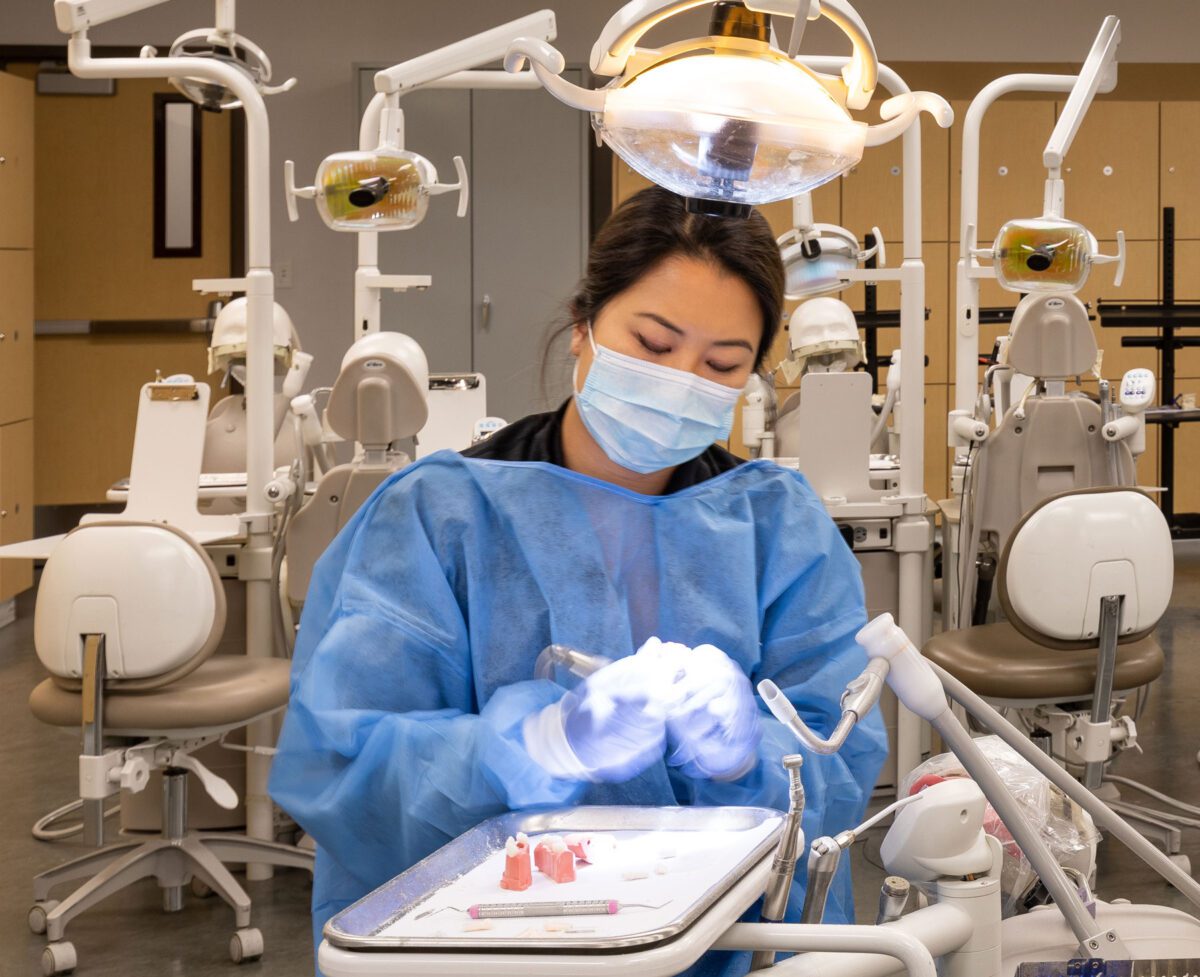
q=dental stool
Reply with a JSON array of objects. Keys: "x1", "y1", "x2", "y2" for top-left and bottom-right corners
[
  {"x1": 285, "y1": 331, "x2": 428, "y2": 607},
  {"x1": 924, "y1": 488, "x2": 1181, "y2": 867},
  {"x1": 27, "y1": 521, "x2": 313, "y2": 975}
]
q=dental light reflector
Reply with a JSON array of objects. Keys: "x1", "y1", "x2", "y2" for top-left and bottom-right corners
[
  {"x1": 168, "y1": 30, "x2": 280, "y2": 111},
  {"x1": 600, "y1": 52, "x2": 866, "y2": 212},
  {"x1": 316, "y1": 150, "x2": 425, "y2": 231},
  {"x1": 992, "y1": 217, "x2": 1094, "y2": 293}
]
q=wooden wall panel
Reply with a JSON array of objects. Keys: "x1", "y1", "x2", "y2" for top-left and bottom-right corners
[
  {"x1": 1162, "y1": 102, "x2": 1200, "y2": 240},
  {"x1": 1055, "y1": 101, "x2": 1159, "y2": 242},
  {"x1": 950, "y1": 99, "x2": 1057, "y2": 247},
  {"x1": 841, "y1": 111, "x2": 951, "y2": 243},
  {"x1": 841, "y1": 243, "x2": 951, "y2": 385},
  {"x1": 32, "y1": 78, "x2": 231, "y2": 321}
]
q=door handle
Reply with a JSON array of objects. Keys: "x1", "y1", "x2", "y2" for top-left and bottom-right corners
[{"x1": 480, "y1": 294, "x2": 492, "y2": 330}]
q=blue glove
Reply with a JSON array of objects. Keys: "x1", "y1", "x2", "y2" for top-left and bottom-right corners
[
  {"x1": 524, "y1": 643, "x2": 679, "y2": 782},
  {"x1": 665, "y1": 644, "x2": 762, "y2": 781}
]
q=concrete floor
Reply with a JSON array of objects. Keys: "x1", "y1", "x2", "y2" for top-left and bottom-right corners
[{"x1": 3, "y1": 549, "x2": 1199, "y2": 976}]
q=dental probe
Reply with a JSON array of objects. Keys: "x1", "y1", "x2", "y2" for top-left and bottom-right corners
[{"x1": 415, "y1": 899, "x2": 666, "y2": 920}]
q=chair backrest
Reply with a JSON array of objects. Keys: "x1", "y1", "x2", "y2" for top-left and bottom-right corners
[
  {"x1": 34, "y1": 522, "x2": 226, "y2": 690},
  {"x1": 326, "y1": 332, "x2": 428, "y2": 449},
  {"x1": 975, "y1": 396, "x2": 1135, "y2": 553},
  {"x1": 998, "y1": 488, "x2": 1173, "y2": 650},
  {"x1": 1006, "y1": 292, "x2": 1098, "y2": 380},
  {"x1": 285, "y1": 460, "x2": 407, "y2": 604}
]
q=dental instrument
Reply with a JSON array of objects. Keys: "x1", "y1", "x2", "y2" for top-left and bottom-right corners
[{"x1": 418, "y1": 899, "x2": 668, "y2": 921}]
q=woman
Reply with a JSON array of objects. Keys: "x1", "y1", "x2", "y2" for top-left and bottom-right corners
[{"x1": 270, "y1": 186, "x2": 887, "y2": 975}]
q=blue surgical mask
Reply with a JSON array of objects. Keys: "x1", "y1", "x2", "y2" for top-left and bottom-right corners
[{"x1": 574, "y1": 325, "x2": 743, "y2": 474}]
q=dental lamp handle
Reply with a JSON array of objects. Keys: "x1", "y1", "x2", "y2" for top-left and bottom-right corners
[
  {"x1": 283, "y1": 159, "x2": 315, "y2": 223},
  {"x1": 864, "y1": 92, "x2": 955, "y2": 148},
  {"x1": 427, "y1": 155, "x2": 470, "y2": 218},
  {"x1": 1093, "y1": 230, "x2": 1126, "y2": 287}
]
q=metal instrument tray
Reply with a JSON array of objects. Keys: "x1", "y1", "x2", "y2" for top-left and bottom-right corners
[{"x1": 326, "y1": 805, "x2": 783, "y2": 952}]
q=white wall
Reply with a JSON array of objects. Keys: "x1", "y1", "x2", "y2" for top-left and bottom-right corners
[{"x1": 4, "y1": 0, "x2": 1196, "y2": 383}]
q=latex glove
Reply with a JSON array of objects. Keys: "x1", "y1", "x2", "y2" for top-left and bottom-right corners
[
  {"x1": 524, "y1": 641, "x2": 682, "y2": 782},
  {"x1": 665, "y1": 644, "x2": 762, "y2": 781}
]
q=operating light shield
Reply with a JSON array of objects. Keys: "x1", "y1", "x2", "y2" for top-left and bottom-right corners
[
  {"x1": 597, "y1": 48, "x2": 867, "y2": 206},
  {"x1": 993, "y1": 217, "x2": 1094, "y2": 293},
  {"x1": 314, "y1": 149, "x2": 430, "y2": 232}
]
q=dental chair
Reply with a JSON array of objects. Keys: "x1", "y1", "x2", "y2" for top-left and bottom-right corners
[
  {"x1": 924, "y1": 487, "x2": 1182, "y2": 868},
  {"x1": 27, "y1": 522, "x2": 313, "y2": 975},
  {"x1": 951, "y1": 292, "x2": 1137, "y2": 626},
  {"x1": 285, "y1": 331, "x2": 429, "y2": 607}
]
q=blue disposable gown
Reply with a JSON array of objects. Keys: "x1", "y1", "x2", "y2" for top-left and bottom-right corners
[{"x1": 270, "y1": 453, "x2": 887, "y2": 976}]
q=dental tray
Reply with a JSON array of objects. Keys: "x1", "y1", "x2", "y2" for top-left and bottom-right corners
[{"x1": 325, "y1": 805, "x2": 783, "y2": 952}]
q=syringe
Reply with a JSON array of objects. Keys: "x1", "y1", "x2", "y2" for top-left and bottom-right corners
[{"x1": 415, "y1": 899, "x2": 665, "y2": 920}]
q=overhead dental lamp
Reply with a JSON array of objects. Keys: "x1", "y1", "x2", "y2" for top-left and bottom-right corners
[
  {"x1": 976, "y1": 216, "x2": 1125, "y2": 294},
  {"x1": 505, "y1": 0, "x2": 952, "y2": 217},
  {"x1": 284, "y1": 105, "x2": 468, "y2": 230},
  {"x1": 776, "y1": 192, "x2": 883, "y2": 299}
]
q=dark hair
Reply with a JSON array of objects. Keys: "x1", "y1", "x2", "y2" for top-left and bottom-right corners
[{"x1": 557, "y1": 186, "x2": 785, "y2": 371}]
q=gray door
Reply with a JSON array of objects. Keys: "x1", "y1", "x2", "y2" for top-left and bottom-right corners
[
  {"x1": 470, "y1": 79, "x2": 587, "y2": 422},
  {"x1": 356, "y1": 68, "x2": 588, "y2": 422}
]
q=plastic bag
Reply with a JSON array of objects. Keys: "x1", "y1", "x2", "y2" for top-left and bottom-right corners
[{"x1": 901, "y1": 735, "x2": 1099, "y2": 917}]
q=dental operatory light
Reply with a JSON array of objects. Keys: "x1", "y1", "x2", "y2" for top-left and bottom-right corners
[
  {"x1": 284, "y1": 106, "x2": 468, "y2": 231},
  {"x1": 164, "y1": 1, "x2": 295, "y2": 111},
  {"x1": 505, "y1": 0, "x2": 952, "y2": 217},
  {"x1": 977, "y1": 216, "x2": 1125, "y2": 294},
  {"x1": 776, "y1": 193, "x2": 882, "y2": 299}
]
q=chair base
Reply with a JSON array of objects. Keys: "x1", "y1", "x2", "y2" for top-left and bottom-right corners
[{"x1": 30, "y1": 768, "x2": 313, "y2": 969}]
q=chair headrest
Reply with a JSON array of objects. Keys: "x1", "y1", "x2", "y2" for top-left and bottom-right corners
[
  {"x1": 999, "y1": 488, "x2": 1173, "y2": 650},
  {"x1": 326, "y1": 332, "x2": 430, "y2": 446},
  {"x1": 1006, "y1": 292, "x2": 1097, "y2": 380},
  {"x1": 34, "y1": 522, "x2": 225, "y2": 688}
]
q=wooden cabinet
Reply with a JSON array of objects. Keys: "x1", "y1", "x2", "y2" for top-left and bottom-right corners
[
  {"x1": 0, "y1": 420, "x2": 33, "y2": 599},
  {"x1": 1056, "y1": 101, "x2": 1159, "y2": 242},
  {"x1": 0, "y1": 72, "x2": 34, "y2": 250},
  {"x1": 0, "y1": 71, "x2": 34, "y2": 603},
  {"x1": 841, "y1": 111, "x2": 951, "y2": 243},
  {"x1": 0, "y1": 249, "x2": 34, "y2": 425},
  {"x1": 1161, "y1": 102, "x2": 1200, "y2": 240}
]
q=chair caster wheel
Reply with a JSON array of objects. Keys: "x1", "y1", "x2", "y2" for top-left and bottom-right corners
[
  {"x1": 29, "y1": 900, "x2": 60, "y2": 935},
  {"x1": 1169, "y1": 854, "x2": 1192, "y2": 879},
  {"x1": 230, "y1": 927, "x2": 264, "y2": 964},
  {"x1": 190, "y1": 877, "x2": 213, "y2": 898},
  {"x1": 41, "y1": 941, "x2": 77, "y2": 976}
]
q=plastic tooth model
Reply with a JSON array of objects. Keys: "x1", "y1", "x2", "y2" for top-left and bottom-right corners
[
  {"x1": 533, "y1": 835, "x2": 563, "y2": 876},
  {"x1": 564, "y1": 833, "x2": 616, "y2": 864},
  {"x1": 500, "y1": 833, "x2": 532, "y2": 892},
  {"x1": 545, "y1": 840, "x2": 576, "y2": 885}
]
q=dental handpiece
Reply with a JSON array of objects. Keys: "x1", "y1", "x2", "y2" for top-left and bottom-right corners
[{"x1": 417, "y1": 899, "x2": 664, "y2": 920}]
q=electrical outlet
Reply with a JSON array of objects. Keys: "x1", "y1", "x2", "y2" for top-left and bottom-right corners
[{"x1": 277, "y1": 259, "x2": 293, "y2": 288}]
